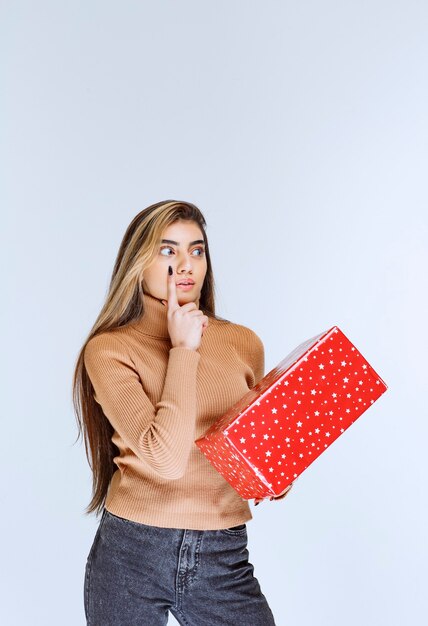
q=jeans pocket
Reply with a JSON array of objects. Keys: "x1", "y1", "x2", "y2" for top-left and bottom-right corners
[
  {"x1": 103, "y1": 509, "x2": 143, "y2": 527},
  {"x1": 220, "y1": 523, "x2": 247, "y2": 536}
]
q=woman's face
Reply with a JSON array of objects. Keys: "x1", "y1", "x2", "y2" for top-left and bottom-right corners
[{"x1": 142, "y1": 219, "x2": 208, "y2": 307}]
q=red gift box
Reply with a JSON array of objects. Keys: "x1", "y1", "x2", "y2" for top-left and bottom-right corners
[{"x1": 195, "y1": 326, "x2": 388, "y2": 500}]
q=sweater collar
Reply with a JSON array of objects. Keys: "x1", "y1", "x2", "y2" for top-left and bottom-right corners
[{"x1": 129, "y1": 292, "x2": 170, "y2": 338}]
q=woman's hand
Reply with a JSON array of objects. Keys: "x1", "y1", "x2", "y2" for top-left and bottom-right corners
[
  {"x1": 254, "y1": 482, "x2": 294, "y2": 506},
  {"x1": 161, "y1": 266, "x2": 209, "y2": 351}
]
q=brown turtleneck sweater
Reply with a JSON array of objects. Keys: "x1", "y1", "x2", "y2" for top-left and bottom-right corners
[{"x1": 83, "y1": 292, "x2": 265, "y2": 530}]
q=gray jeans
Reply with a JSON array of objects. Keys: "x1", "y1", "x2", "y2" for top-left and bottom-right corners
[{"x1": 84, "y1": 508, "x2": 276, "y2": 625}]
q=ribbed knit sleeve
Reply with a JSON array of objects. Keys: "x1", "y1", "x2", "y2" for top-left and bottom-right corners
[{"x1": 83, "y1": 333, "x2": 201, "y2": 480}]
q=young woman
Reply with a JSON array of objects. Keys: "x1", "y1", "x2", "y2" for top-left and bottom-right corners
[{"x1": 73, "y1": 200, "x2": 292, "y2": 625}]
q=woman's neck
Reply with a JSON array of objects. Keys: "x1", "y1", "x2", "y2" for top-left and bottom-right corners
[{"x1": 129, "y1": 292, "x2": 170, "y2": 338}]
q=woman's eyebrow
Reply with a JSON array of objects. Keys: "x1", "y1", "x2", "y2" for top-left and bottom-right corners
[{"x1": 160, "y1": 239, "x2": 205, "y2": 246}]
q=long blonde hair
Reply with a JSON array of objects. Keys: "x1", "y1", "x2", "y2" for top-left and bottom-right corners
[{"x1": 72, "y1": 200, "x2": 224, "y2": 516}]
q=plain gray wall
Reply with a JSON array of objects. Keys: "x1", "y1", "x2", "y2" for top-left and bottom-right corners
[{"x1": 2, "y1": 1, "x2": 427, "y2": 624}]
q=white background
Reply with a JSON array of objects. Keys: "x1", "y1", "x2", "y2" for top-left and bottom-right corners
[{"x1": 1, "y1": 1, "x2": 427, "y2": 624}]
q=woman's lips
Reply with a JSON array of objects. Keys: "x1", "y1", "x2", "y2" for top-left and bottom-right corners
[{"x1": 177, "y1": 283, "x2": 194, "y2": 290}]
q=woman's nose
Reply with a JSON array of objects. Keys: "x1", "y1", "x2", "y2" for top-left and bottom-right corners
[{"x1": 176, "y1": 255, "x2": 193, "y2": 272}]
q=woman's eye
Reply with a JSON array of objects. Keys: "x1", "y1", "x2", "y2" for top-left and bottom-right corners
[{"x1": 159, "y1": 246, "x2": 205, "y2": 257}]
